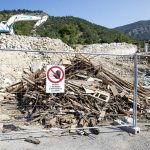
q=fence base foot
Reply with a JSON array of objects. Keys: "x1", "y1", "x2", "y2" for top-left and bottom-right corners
[
  {"x1": 119, "y1": 126, "x2": 140, "y2": 135},
  {"x1": 113, "y1": 120, "x2": 140, "y2": 134}
]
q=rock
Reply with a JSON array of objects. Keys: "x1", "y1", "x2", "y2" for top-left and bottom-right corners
[
  {"x1": 146, "y1": 114, "x2": 150, "y2": 120},
  {"x1": 0, "y1": 123, "x2": 3, "y2": 132},
  {"x1": 30, "y1": 61, "x2": 43, "y2": 72},
  {"x1": 0, "y1": 95, "x2": 4, "y2": 101},
  {"x1": 69, "y1": 124, "x2": 77, "y2": 133},
  {"x1": 0, "y1": 114, "x2": 11, "y2": 121},
  {"x1": 113, "y1": 119, "x2": 125, "y2": 126},
  {"x1": 24, "y1": 136, "x2": 40, "y2": 144},
  {"x1": 146, "y1": 109, "x2": 150, "y2": 113},
  {"x1": 123, "y1": 116, "x2": 133, "y2": 125},
  {"x1": 61, "y1": 59, "x2": 72, "y2": 65},
  {"x1": 4, "y1": 78, "x2": 12, "y2": 86},
  {"x1": 23, "y1": 68, "x2": 32, "y2": 75}
]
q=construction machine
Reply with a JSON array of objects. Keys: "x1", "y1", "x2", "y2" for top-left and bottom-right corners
[{"x1": 0, "y1": 14, "x2": 48, "y2": 35}]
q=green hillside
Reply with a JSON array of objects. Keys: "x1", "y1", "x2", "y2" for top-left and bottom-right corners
[
  {"x1": 115, "y1": 20, "x2": 150, "y2": 41},
  {"x1": 0, "y1": 9, "x2": 138, "y2": 46}
]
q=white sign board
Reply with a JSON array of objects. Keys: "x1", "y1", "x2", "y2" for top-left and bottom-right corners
[{"x1": 46, "y1": 65, "x2": 65, "y2": 93}]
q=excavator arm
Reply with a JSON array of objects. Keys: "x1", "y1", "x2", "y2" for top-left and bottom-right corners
[
  {"x1": 31, "y1": 15, "x2": 48, "y2": 37},
  {"x1": 33, "y1": 15, "x2": 48, "y2": 28},
  {"x1": 0, "y1": 14, "x2": 48, "y2": 34}
]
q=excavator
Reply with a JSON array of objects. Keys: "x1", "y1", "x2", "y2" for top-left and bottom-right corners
[{"x1": 0, "y1": 14, "x2": 48, "y2": 36}]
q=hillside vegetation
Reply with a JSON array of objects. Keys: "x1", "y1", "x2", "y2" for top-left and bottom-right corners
[
  {"x1": 115, "y1": 20, "x2": 150, "y2": 41},
  {"x1": 0, "y1": 9, "x2": 139, "y2": 46}
]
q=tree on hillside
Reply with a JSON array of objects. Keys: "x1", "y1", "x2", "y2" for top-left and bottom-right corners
[{"x1": 59, "y1": 24, "x2": 79, "y2": 45}]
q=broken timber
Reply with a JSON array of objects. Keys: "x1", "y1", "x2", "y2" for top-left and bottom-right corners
[{"x1": 5, "y1": 55, "x2": 150, "y2": 135}]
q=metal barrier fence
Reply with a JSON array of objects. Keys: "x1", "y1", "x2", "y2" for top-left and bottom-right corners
[
  {"x1": 0, "y1": 48, "x2": 140, "y2": 139},
  {"x1": 137, "y1": 53, "x2": 150, "y2": 123}
]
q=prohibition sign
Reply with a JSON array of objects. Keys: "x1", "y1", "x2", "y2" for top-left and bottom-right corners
[{"x1": 47, "y1": 66, "x2": 64, "y2": 84}]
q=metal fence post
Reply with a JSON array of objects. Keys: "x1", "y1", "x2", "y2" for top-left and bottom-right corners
[{"x1": 133, "y1": 53, "x2": 138, "y2": 127}]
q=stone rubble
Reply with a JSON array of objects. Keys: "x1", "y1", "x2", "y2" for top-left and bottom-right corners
[
  {"x1": 0, "y1": 34, "x2": 73, "y2": 51},
  {"x1": 0, "y1": 34, "x2": 138, "y2": 89},
  {"x1": 0, "y1": 34, "x2": 74, "y2": 88},
  {"x1": 77, "y1": 43, "x2": 137, "y2": 55},
  {"x1": 77, "y1": 43, "x2": 137, "y2": 82}
]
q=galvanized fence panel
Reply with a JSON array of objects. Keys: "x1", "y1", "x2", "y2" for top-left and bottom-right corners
[
  {"x1": 0, "y1": 49, "x2": 139, "y2": 139},
  {"x1": 137, "y1": 53, "x2": 150, "y2": 123}
]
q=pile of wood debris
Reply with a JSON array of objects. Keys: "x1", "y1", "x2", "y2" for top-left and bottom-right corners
[{"x1": 6, "y1": 55, "x2": 150, "y2": 134}]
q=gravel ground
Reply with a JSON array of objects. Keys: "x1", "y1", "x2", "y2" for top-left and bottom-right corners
[{"x1": 0, "y1": 125, "x2": 150, "y2": 150}]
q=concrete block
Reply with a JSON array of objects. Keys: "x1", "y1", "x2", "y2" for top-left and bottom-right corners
[
  {"x1": 119, "y1": 126, "x2": 140, "y2": 135},
  {"x1": 113, "y1": 119, "x2": 140, "y2": 134}
]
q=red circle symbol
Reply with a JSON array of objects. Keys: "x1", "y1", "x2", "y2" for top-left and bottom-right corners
[{"x1": 47, "y1": 66, "x2": 65, "y2": 83}]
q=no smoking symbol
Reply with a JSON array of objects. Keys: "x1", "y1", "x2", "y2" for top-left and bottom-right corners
[{"x1": 47, "y1": 66, "x2": 65, "y2": 84}]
